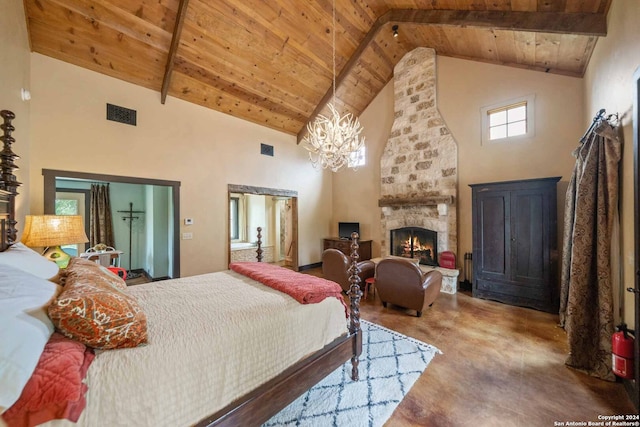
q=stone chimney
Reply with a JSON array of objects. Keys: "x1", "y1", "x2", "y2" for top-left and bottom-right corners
[{"x1": 379, "y1": 47, "x2": 458, "y2": 267}]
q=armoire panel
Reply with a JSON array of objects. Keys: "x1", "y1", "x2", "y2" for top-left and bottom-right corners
[{"x1": 470, "y1": 177, "x2": 560, "y2": 313}]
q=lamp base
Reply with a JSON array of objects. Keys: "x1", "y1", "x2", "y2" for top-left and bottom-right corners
[{"x1": 43, "y1": 246, "x2": 72, "y2": 268}]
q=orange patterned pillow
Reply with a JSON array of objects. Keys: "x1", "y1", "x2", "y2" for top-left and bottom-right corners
[
  {"x1": 48, "y1": 265, "x2": 147, "y2": 349},
  {"x1": 63, "y1": 257, "x2": 127, "y2": 291}
]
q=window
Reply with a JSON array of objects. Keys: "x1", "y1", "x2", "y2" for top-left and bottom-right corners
[
  {"x1": 481, "y1": 95, "x2": 534, "y2": 144},
  {"x1": 348, "y1": 146, "x2": 365, "y2": 168},
  {"x1": 55, "y1": 199, "x2": 78, "y2": 215},
  {"x1": 230, "y1": 197, "x2": 239, "y2": 240},
  {"x1": 55, "y1": 197, "x2": 80, "y2": 256}
]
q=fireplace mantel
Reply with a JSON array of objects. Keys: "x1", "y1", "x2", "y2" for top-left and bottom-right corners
[{"x1": 378, "y1": 195, "x2": 454, "y2": 208}]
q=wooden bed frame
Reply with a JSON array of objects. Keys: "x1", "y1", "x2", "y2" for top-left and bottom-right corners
[{"x1": 0, "y1": 109, "x2": 363, "y2": 427}]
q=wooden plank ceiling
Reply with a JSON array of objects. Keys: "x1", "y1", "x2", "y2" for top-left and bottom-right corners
[{"x1": 24, "y1": 0, "x2": 611, "y2": 141}]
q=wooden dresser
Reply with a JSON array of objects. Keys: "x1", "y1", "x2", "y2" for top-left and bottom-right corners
[
  {"x1": 470, "y1": 177, "x2": 560, "y2": 313},
  {"x1": 323, "y1": 238, "x2": 372, "y2": 261}
]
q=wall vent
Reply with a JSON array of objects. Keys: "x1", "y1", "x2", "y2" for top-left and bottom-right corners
[
  {"x1": 260, "y1": 143, "x2": 274, "y2": 157},
  {"x1": 107, "y1": 103, "x2": 137, "y2": 126}
]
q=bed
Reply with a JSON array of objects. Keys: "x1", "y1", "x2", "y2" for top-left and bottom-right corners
[{"x1": 0, "y1": 109, "x2": 364, "y2": 426}]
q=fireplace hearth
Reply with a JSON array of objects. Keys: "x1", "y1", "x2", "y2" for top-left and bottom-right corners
[{"x1": 390, "y1": 227, "x2": 438, "y2": 266}]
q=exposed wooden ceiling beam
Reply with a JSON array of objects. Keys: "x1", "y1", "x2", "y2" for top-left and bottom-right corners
[
  {"x1": 297, "y1": 9, "x2": 607, "y2": 143},
  {"x1": 386, "y1": 10, "x2": 607, "y2": 36},
  {"x1": 161, "y1": 0, "x2": 190, "y2": 105}
]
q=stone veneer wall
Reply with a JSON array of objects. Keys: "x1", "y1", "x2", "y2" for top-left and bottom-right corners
[{"x1": 380, "y1": 47, "x2": 458, "y2": 258}]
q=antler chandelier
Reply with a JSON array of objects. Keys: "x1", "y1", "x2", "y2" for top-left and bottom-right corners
[{"x1": 302, "y1": 0, "x2": 365, "y2": 172}]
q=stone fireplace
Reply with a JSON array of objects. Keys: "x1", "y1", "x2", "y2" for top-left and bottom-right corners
[
  {"x1": 390, "y1": 227, "x2": 438, "y2": 266},
  {"x1": 379, "y1": 47, "x2": 459, "y2": 293}
]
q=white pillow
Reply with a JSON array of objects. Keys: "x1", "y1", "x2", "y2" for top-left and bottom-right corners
[
  {"x1": 0, "y1": 264, "x2": 60, "y2": 413},
  {"x1": 0, "y1": 242, "x2": 59, "y2": 280}
]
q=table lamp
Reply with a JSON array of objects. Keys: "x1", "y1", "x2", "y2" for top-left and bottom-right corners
[{"x1": 21, "y1": 215, "x2": 89, "y2": 268}]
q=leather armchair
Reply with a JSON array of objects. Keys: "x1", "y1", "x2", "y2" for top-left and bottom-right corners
[
  {"x1": 322, "y1": 248, "x2": 375, "y2": 293},
  {"x1": 375, "y1": 258, "x2": 442, "y2": 317}
]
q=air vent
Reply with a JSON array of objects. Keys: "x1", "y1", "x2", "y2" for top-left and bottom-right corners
[
  {"x1": 260, "y1": 143, "x2": 274, "y2": 157},
  {"x1": 106, "y1": 103, "x2": 137, "y2": 126}
]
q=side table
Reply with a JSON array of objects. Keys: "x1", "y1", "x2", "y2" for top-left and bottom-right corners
[{"x1": 364, "y1": 277, "x2": 376, "y2": 299}]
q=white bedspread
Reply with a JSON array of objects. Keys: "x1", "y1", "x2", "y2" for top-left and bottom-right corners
[{"x1": 46, "y1": 270, "x2": 348, "y2": 427}]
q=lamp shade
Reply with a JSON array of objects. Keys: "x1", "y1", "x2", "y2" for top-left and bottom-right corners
[{"x1": 21, "y1": 215, "x2": 89, "y2": 248}]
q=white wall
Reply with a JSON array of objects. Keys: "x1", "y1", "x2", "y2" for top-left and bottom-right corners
[
  {"x1": 438, "y1": 56, "x2": 583, "y2": 269},
  {"x1": 0, "y1": 0, "x2": 31, "y2": 230},
  {"x1": 28, "y1": 53, "x2": 333, "y2": 276},
  {"x1": 333, "y1": 53, "x2": 584, "y2": 274},
  {"x1": 246, "y1": 194, "x2": 268, "y2": 245},
  {"x1": 146, "y1": 185, "x2": 170, "y2": 278},
  {"x1": 583, "y1": 0, "x2": 640, "y2": 326},
  {"x1": 331, "y1": 80, "x2": 395, "y2": 256}
]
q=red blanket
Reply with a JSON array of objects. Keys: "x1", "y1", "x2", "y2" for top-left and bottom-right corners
[
  {"x1": 229, "y1": 262, "x2": 347, "y2": 314},
  {"x1": 2, "y1": 333, "x2": 95, "y2": 427}
]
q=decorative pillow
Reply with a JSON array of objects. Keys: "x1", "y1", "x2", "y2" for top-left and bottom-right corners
[
  {"x1": 0, "y1": 265, "x2": 60, "y2": 414},
  {"x1": 63, "y1": 257, "x2": 127, "y2": 291},
  {"x1": 48, "y1": 266, "x2": 147, "y2": 349},
  {"x1": 1, "y1": 333, "x2": 95, "y2": 427},
  {"x1": 0, "y1": 243, "x2": 59, "y2": 281}
]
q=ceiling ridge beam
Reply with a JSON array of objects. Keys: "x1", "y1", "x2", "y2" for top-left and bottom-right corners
[
  {"x1": 297, "y1": 8, "x2": 606, "y2": 143},
  {"x1": 161, "y1": 0, "x2": 190, "y2": 105},
  {"x1": 386, "y1": 9, "x2": 607, "y2": 36}
]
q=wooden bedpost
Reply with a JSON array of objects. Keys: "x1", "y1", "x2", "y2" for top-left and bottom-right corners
[
  {"x1": 256, "y1": 227, "x2": 263, "y2": 262},
  {"x1": 0, "y1": 110, "x2": 21, "y2": 246},
  {"x1": 347, "y1": 231, "x2": 363, "y2": 381}
]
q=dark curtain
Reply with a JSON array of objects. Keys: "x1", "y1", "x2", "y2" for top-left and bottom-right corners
[
  {"x1": 90, "y1": 184, "x2": 115, "y2": 248},
  {"x1": 559, "y1": 118, "x2": 621, "y2": 381}
]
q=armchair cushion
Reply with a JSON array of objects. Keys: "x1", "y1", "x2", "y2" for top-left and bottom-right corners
[
  {"x1": 375, "y1": 258, "x2": 442, "y2": 316},
  {"x1": 321, "y1": 249, "x2": 374, "y2": 293}
]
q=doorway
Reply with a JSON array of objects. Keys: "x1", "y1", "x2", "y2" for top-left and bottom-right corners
[
  {"x1": 43, "y1": 169, "x2": 181, "y2": 278},
  {"x1": 228, "y1": 184, "x2": 298, "y2": 270}
]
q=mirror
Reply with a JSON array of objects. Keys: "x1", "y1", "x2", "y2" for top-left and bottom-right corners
[
  {"x1": 228, "y1": 184, "x2": 298, "y2": 270},
  {"x1": 44, "y1": 169, "x2": 181, "y2": 279}
]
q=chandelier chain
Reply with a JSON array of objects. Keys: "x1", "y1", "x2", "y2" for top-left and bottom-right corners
[
  {"x1": 332, "y1": 0, "x2": 336, "y2": 104},
  {"x1": 301, "y1": 0, "x2": 365, "y2": 172}
]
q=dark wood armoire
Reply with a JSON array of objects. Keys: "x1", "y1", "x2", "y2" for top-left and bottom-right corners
[{"x1": 470, "y1": 177, "x2": 561, "y2": 313}]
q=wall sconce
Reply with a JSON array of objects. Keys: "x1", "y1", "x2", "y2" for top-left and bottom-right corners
[{"x1": 392, "y1": 25, "x2": 399, "y2": 38}]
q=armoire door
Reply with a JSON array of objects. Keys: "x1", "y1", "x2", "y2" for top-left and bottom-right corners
[
  {"x1": 510, "y1": 188, "x2": 553, "y2": 306},
  {"x1": 475, "y1": 190, "x2": 510, "y2": 285}
]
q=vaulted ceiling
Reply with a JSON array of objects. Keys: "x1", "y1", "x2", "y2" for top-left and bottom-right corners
[{"x1": 24, "y1": 0, "x2": 611, "y2": 142}]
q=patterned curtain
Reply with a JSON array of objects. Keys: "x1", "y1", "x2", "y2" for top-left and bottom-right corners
[
  {"x1": 89, "y1": 184, "x2": 115, "y2": 248},
  {"x1": 559, "y1": 118, "x2": 621, "y2": 381}
]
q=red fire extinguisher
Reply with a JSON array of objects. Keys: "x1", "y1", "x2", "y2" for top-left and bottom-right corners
[{"x1": 612, "y1": 324, "x2": 635, "y2": 379}]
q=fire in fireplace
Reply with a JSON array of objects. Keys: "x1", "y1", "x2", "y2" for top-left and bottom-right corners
[{"x1": 390, "y1": 227, "x2": 438, "y2": 266}]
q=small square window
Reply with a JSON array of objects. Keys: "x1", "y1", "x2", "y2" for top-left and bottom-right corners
[{"x1": 481, "y1": 95, "x2": 535, "y2": 144}]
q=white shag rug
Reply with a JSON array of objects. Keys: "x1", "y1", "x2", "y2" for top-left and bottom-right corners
[{"x1": 263, "y1": 320, "x2": 442, "y2": 427}]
